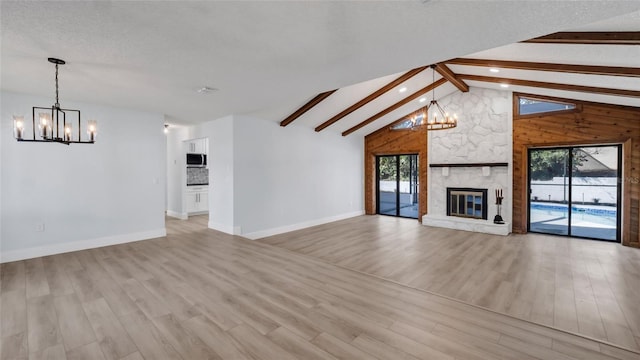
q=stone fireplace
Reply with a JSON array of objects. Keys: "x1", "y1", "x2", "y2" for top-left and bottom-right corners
[{"x1": 422, "y1": 88, "x2": 512, "y2": 236}]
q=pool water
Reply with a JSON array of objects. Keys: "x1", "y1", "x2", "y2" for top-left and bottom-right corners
[{"x1": 529, "y1": 202, "x2": 618, "y2": 240}]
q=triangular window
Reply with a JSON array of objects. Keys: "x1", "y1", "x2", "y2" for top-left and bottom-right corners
[
  {"x1": 390, "y1": 118, "x2": 418, "y2": 130},
  {"x1": 518, "y1": 96, "x2": 576, "y2": 116}
]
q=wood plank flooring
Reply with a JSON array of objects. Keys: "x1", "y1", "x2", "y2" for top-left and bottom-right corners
[
  {"x1": 0, "y1": 215, "x2": 638, "y2": 359},
  {"x1": 261, "y1": 215, "x2": 640, "y2": 353}
]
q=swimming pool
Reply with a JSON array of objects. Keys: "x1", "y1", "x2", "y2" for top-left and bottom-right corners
[
  {"x1": 529, "y1": 202, "x2": 618, "y2": 240},
  {"x1": 530, "y1": 203, "x2": 616, "y2": 227}
]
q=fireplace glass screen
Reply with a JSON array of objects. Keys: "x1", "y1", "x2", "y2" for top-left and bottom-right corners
[{"x1": 447, "y1": 188, "x2": 488, "y2": 220}]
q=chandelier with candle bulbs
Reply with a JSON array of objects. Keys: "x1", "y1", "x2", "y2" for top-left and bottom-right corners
[
  {"x1": 399, "y1": 64, "x2": 458, "y2": 131},
  {"x1": 13, "y1": 58, "x2": 97, "y2": 145}
]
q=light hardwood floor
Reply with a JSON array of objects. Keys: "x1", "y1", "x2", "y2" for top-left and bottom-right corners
[
  {"x1": 262, "y1": 215, "x2": 640, "y2": 353},
  {"x1": 1, "y1": 215, "x2": 638, "y2": 359}
]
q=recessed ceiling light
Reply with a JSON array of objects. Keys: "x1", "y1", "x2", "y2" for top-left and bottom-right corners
[
  {"x1": 399, "y1": 87, "x2": 407, "y2": 93},
  {"x1": 419, "y1": 97, "x2": 427, "y2": 103},
  {"x1": 500, "y1": 84, "x2": 509, "y2": 88},
  {"x1": 489, "y1": 68, "x2": 500, "y2": 73},
  {"x1": 196, "y1": 86, "x2": 218, "y2": 94}
]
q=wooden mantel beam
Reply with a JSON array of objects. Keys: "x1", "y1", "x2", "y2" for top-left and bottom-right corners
[
  {"x1": 446, "y1": 58, "x2": 640, "y2": 78},
  {"x1": 342, "y1": 77, "x2": 448, "y2": 136},
  {"x1": 435, "y1": 63, "x2": 469, "y2": 92},
  {"x1": 456, "y1": 74, "x2": 640, "y2": 98},
  {"x1": 522, "y1": 31, "x2": 640, "y2": 45},
  {"x1": 315, "y1": 66, "x2": 428, "y2": 132},
  {"x1": 280, "y1": 89, "x2": 337, "y2": 127}
]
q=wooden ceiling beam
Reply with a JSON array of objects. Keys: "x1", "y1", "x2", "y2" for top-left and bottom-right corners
[
  {"x1": 280, "y1": 89, "x2": 337, "y2": 127},
  {"x1": 446, "y1": 58, "x2": 640, "y2": 78},
  {"x1": 457, "y1": 74, "x2": 640, "y2": 98},
  {"x1": 315, "y1": 66, "x2": 428, "y2": 132},
  {"x1": 342, "y1": 77, "x2": 448, "y2": 136},
  {"x1": 435, "y1": 63, "x2": 469, "y2": 92},
  {"x1": 522, "y1": 31, "x2": 640, "y2": 45}
]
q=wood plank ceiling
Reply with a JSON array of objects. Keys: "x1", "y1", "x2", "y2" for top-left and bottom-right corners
[{"x1": 278, "y1": 31, "x2": 640, "y2": 137}]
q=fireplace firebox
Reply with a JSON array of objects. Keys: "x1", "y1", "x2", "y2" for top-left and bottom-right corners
[{"x1": 447, "y1": 187, "x2": 488, "y2": 220}]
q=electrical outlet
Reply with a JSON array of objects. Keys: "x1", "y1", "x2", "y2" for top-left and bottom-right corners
[{"x1": 35, "y1": 223, "x2": 45, "y2": 232}]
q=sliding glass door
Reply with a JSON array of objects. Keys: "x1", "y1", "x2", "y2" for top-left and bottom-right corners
[
  {"x1": 377, "y1": 156, "x2": 398, "y2": 216},
  {"x1": 376, "y1": 154, "x2": 419, "y2": 219},
  {"x1": 528, "y1": 145, "x2": 621, "y2": 242},
  {"x1": 528, "y1": 148, "x2": 571, "y2": 236}
]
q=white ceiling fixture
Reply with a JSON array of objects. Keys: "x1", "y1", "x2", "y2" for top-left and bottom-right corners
[
  {"x1": 196, "y1": 87, "x2": 218, "y2": 94},
  {"x1": 399, "y1": 87, "x2": 407, "y2": 93},
  {"x1": 490, "y1": 68, "x2": 500, "y2": 73}
]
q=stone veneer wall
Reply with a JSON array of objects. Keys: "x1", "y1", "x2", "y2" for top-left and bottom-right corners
[{"x1": 425, "y1": 88, "x2": 512, "y2": 232}]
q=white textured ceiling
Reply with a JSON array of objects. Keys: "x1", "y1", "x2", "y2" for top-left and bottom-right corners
[{"x1": 2, "y1": 1, "x2": 639, "y2": 131}]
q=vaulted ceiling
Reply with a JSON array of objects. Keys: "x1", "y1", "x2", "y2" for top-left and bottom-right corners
[
  {"x1": 1, "y1": 2, "x2": 639, "y2": 131},
  {"x1": 272, "y1": 12, "x2": 640, "y2": 138}
]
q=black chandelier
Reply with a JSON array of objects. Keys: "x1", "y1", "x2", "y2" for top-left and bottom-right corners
[
  {"x1": 13, "y1": 58, "x2": 97, "y2": 145},
  {"x1": 422, "y1": 65, "x2": 457, "y2": 130}
]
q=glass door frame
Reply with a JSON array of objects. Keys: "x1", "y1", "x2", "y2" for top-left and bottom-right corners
[
  {"x1": 375, "y1": 154, "x2": 419, "y2": 219},
  {"x1": 527, "y1": 144, "x2": 622, "y2": 242}
]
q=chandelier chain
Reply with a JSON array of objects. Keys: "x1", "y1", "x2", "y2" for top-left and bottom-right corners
[
  {"x1": 54, "y1": 63, "x2": 60, "y2": 108},
  {"x1": 432, "y1": 65, "x2": 435, "y2": 102}
]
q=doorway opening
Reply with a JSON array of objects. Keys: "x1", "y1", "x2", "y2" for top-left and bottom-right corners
[
  {"x1": 528, "y1": 145, "x2": 621, "y2": 242},
  {"x1": 376, "y1": 154, "x2": 419, "y2": 219}
]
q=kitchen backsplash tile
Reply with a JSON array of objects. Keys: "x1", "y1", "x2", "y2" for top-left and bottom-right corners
[{"x1": 187, "y1": 167, "x2": 209, "y2": 185}]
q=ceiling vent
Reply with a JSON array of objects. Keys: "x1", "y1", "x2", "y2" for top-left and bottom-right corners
[{"x1": 196, "y1": 87, "x2": 218, "y2": 94}]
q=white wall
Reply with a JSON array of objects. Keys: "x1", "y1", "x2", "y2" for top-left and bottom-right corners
[
  {"x1": 424, "y1": 88, "x2": 513, "y2": 233},
  {"x1": 233, "y1": 115, "x2": 364, "y2": 238},
  {"x1": 166, "y1": 125, "x2": 189, "y2": 218},
  {"x1": 189, "y1": 116, "x2": 236, "y2": 234},
  {"x1": 187, "y1": 114, "x2": 364, "y2": 239},
  {"x1": 0, "y1": 94, "x2": 3, "y2": 248},
  {"x1": 1, "y1": 91, "x2": 166, "y2": 262}
]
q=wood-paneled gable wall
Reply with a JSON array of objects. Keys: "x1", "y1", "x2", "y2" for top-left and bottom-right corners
[
  {"x1": 364, "y1": 126, "x2": 428, "y2": 220},
  {"x1": 512, "y1": 93, "x2": 640, "y2": 247}
]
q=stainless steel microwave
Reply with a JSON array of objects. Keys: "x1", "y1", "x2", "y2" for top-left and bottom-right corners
[{"x1": 186, "y1": 153, "x2": 207, "y2": 167}]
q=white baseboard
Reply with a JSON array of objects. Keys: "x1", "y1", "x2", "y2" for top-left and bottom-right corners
[
  {"x1": 208, "y1": 221, "x2": 240, "y2": 235},
  {"x1": 207, "y1": 221, "x2": 233, "y2": 235},
  {"x1": 242, "y1": 210, "x2": 365, "y2": 240},
  {"x1": 166, "y1": 210, "x2": 188, "y2": 220},
  {"x1": 0, "y1": 228, "x2": 167, "y2": 263}
]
